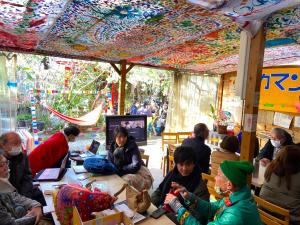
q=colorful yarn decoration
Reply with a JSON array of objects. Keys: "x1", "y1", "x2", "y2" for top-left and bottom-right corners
[
  {"x1": 56, "y1": 184, "x2": 114, "y2": 225},
  {"x1": 29, "y1": 90, "x2": 39, "y2": 145}
]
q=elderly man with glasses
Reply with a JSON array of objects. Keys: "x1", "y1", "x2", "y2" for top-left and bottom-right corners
[
  {"x1": 0, "y1": 152, "x2": 42, "y2": 225},
  {"x1": 0, "y1": 132, "x2": 45, "y2": 205}
]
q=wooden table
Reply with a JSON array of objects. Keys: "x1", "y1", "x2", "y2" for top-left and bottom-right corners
[{"x1": 40, "y1": 169, "x2": 175, "y2": 225}]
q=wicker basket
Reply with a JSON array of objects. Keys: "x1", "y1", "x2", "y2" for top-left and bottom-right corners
[{"x1": 217, "y1": 125, "x2": 227, "y2": 134}]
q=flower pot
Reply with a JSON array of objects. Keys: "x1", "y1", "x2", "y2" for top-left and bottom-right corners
[
  {"x1": 217, "y1": 125, "x2": 227, "y2": 134},
  {"x1": 37, "y1": 121, "x2": 45, "y2": 131}
]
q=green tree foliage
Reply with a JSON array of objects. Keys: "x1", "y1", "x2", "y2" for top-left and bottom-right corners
[{"x1": 125, "y1": 66, "x2": 172, "y2": 109}]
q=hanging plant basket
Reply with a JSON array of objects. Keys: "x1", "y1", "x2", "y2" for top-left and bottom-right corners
[{"x1": 217, "y1": 125, "x2": 227, "y2": 134}]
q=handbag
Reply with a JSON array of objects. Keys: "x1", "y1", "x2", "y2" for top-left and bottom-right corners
[{"x1": 114, "y1": 183, "x2": 151, "y2": 213}]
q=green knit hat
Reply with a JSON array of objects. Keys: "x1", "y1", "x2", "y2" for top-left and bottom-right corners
[{"x1": 220, "y1": 160, "x2": 254, "y2": 186}]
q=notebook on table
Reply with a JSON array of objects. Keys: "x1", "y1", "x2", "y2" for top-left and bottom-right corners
[
  {"x1": 34, "y1": 154, "x2": 68, "y2": 181},
  {"x1": 79, "y1": 140, "x2": 100, "y2": 158},
  {"x1": 72, "y1": 165, "x2": 87, "y2": 174}
]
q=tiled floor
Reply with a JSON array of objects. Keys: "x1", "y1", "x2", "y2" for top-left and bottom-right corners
[{"x1": 138, "y1": 136, "x2": 164, "y2": 194}]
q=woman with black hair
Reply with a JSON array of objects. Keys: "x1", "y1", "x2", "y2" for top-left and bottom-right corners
[
  {"x1": 108, "y1": 126, "x2": 153, "y2": 191},
  {"x1": 151, "y1": 146, "x2": 209, "y2": 224}
]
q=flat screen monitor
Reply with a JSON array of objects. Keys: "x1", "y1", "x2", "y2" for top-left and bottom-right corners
[{"x1": 105, "y1": 115, "x2": 147, "y2": 149}]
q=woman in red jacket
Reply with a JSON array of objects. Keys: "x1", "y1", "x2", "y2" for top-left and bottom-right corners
[{"x1": 28, "y1": 126, "x2": 80, "y2": 175}]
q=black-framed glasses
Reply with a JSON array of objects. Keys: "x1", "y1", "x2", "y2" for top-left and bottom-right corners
[{"x1": 0, "y1": 161, "x2": 8, "y2": 168}]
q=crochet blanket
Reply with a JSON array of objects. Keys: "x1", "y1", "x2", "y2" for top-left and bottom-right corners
[{"x1": 55, "y1": 184, "x2": 114, "y2": 225}]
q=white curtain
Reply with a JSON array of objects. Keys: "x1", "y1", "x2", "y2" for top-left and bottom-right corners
[
  {"x1": 165, "y1": 71, "x2": 219, "y2": 132},
  {"x1": 0, "y1": 53, "x2": 17, "y2": 134}
]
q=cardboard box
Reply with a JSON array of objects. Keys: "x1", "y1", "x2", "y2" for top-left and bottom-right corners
[{"x1": 73, "y1": 207, "x2": 133, "y2": 225}]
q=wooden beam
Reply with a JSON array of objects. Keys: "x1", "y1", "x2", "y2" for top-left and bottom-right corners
[
  {"x1": 118, "y1": 60, "x2": 127, "y2": 115},
  {"x1": 0, "y1": 46, "x2": 177, "y2": 71},
  {"x1": 110, "y1": 63, "x2": 121, "y2": 75},
  {"x1": 126, "y1": 63, "x2": 135, "y2": 73},
  {"x1": 240, "y1": 27, "x2": 266, "y2": 162},
  {"x1": 217, "y1": 74, "x2": 224, "y2": 112},
  {"x1": 0, "y1": 46, "x2": 119, "y2": 64}
]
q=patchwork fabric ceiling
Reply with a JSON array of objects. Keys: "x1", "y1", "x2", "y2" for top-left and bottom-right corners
[{"x1": 0, "y1": 0, "x2": 299, "y2": 74}]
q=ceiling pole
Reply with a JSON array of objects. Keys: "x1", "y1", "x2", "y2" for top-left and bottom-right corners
[
  {"x1": 217, "y1": 74, "x2": 224, "y2": 112},
  {"x1": 240, "y1": 27, "x2": 266, "y2": 163},
  {"x1": 118, "y1": 60, "x2": 127, "y2": 115}
]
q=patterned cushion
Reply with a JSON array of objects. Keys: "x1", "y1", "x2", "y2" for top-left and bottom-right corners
[{"x1": 56, "y1": 184, "x2": 114, "y2": 225}]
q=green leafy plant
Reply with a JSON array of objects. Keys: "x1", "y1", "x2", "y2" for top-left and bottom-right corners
[
  {"x1": 17, "y1": 114, "x2": 32, "y2": 120},
  {"x1": 208, "y1": 104, "x2": 218, "y2": 121}
]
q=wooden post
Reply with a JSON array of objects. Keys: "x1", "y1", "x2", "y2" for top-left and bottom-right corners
[
  {"x1": 217, "y1": 74, "x2": 224, "y2": 112},
  {"x1": 110, "y1": 61, "x2": 135, "y2": 115},
  {"x1": 118, "y1": 60, "x2": 127, "y2": 115},
  {"x1": 240, "y1": 27, "x2": 266, "y2": 162}
]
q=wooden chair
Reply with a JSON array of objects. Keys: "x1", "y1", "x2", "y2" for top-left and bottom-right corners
[
  {"x1": 166, "y1": 143, "x2": 177, "y2": 174},
  {"x1": 161, "y1": 132, "x2": 178, "y2": 176},
  {"x1": 201, "y1": 173, "x2": 224, "y2": 200},
  {"x1": 253, "y1": 195, "x2": 289, "y2": 225},
  {"x1": 161, "y1": 132, "x2": 178, "y2": 151},
  {"x1": 141, "y1": 154, "x2": 149, "y2": 167},
  {"x1": 177, "y1": 132, "x2": 192, "y2": 144}
]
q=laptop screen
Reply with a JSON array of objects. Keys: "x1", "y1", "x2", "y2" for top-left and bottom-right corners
[
  {"x1": 89, "y1": 140, "x2": 100, "y2": 154},
  {"x1": 36, "y1": 153, "x2": 69, "y2": 180},
  {"x1": 59, "y1": 154, "x2": 69, "y2": 174}
]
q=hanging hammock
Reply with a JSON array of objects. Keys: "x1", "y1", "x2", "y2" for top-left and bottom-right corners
[{"x1": 43, "y1": 103, "x2": 102, "y2": 126}]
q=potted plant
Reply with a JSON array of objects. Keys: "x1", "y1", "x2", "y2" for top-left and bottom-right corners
[
  {"x1": 208, "y1": 104, "x2": 230, "y2": 134},
  {"x1": 208, "y1": 104, "x2": 218, "y2": 132},
  {"x1": 17, "y1": 113, "x2": 32, "y2": 128}
]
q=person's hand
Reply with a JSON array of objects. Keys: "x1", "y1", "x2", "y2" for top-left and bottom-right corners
[
  {"x1": 164, "y1": 193, "x2": 177, "y2": 205},
  {"x1": 26, "y1": 207, "x2": 42, "y2": 225},
  {"x1": 164, "y1": 193, "x2": 183, "y2": 213},
  {"x1": 171, "y1": 182, "x2": 190, "y2": 199},
  {"x1": 260, "y1": 158, "x2": 270, "y2": 167}
]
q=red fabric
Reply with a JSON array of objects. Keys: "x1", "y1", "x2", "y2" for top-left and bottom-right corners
[
  {"x1": 56, "y1": 184, "x2": 114, "y2": 225},
  {"x1": 111, "y1": 82, "x2": 115, "y2": 108},
  {"x1": 28, "y1": 132, "x2": 68, "y2": 175},
  {"x1": 44, "y1": 103, "x2": 102, "y2": 126}
]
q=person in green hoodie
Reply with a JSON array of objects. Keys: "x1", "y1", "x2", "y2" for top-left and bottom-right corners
[{"x1": 164, "y1": 160, "x2": 262, "y2": 225}]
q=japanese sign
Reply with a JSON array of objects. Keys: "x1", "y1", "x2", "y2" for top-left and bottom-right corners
[{"x1": 259, "y1": 67, "x2": 300, "y2": 113}]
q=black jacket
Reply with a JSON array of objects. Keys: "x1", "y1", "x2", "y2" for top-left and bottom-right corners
[
  {"x1": 151, "y1": 165, "x2": 209, "y2": 207},
  {"x1": 8, "y1": 153, "x2": 34, "y2": 198},
  {"x1": 8, "y1": 153, "x2": 46, "y2": 205},
  {"x1": 108, "y1": 136, "x2": 143, "y2": 176},
  {"x1": 258, "y1": 138, "x2": 294, "y2": 161},
  {"x1": 182, "y1": 137, "x2": 211, "y2": 173}
]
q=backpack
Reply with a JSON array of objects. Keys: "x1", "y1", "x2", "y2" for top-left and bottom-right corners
[{"x1": 83, "y1": 157, "x2": 117, "y2": 175}]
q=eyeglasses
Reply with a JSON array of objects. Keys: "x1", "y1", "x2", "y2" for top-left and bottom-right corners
[{"x1": 0, "y1": 161, "x2": 8, "y2": 168}]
